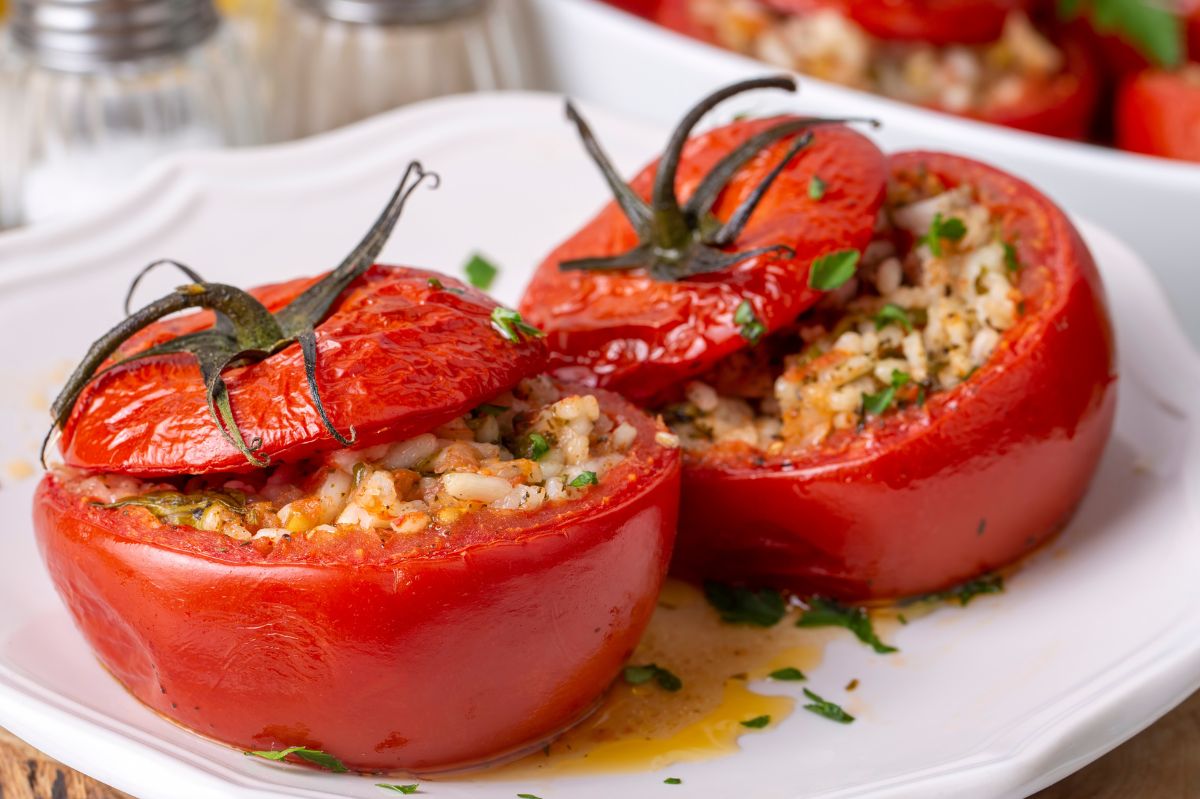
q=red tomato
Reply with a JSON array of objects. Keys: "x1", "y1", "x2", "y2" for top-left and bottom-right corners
[
  {"x1": 670, "y1": 152, "x2": 1116, "y2": 600},
  {"x1": 59, "y1": 266, "x2": 547, "y2": 476},
  {"x1": 765, "y1": 0, "x2": 1032, "y2": 44},
  {"x1": 520, "y1": 117, "x2": 887, "y2": 405},
  {"x1": 1115, "y1": 68, "x2": 1200, "y2": 162},
  {"x1": 35, "y1": 383, "x2": 680, "y2": 773}
]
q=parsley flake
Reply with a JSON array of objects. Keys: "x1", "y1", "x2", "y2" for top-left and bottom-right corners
[
  {"x1": 569, "y1": 471, "x2": 599, "y2": 487},
  {"x1": 523, "y1": 432, "x2": 550, "y2": 461},
  {"x1": 464, "y1": 252, "x2": 499, "y2": 290},
  {"x1": 427, "y1": 277, "x2": 444, "y2": 290},
  {"x1": 922, "y1": 213, "x2": 966, "y2": 257},
  {"x1": 246, "y1": 746, "x2": 348, "y2": 773},
  {"x1": 734, "y1": 299, "x2": 766, "y2": 345},
  {"x1": 922, "y1": 573, "x2": 1004, "y2": 606},
  {"x1": 1057, "y1": 0, "x2": 1182, "y2": 68},
  {"x1": 376, "y1": 785, "x2": 420, "y2": 795},
  {"x1": 517, "y1": 794, "x2": 543, "y2": 799},
  {"x1": 809, "y1": 250, "x2": 860, "y2": 290},
  {"x1": 768, "y1": 667, "x2": 806, "y2": 681},
  {"x1": 623, "y1": 663, "x2": 683, "y2": 692},
  {"x1": 808, "y1": 175, "x2": 827, "y2": 201},
  {"x1": 491, "y1": 307, "x2": 544, "y2": 343},
  {"x1": 796, "y1": 597, "x2": 897, "y2": 654},
  {"x1": 703, "y1": 581, "x2": 787, "y2": 627},
  {"x1": 740, "y1": 715, "x2": 771, "y2": 729},
  {"x1": 1003, "y1": 240, "x2": 1020, "y2": 273},
  {"x1": 803, "y1": 689, "x2": 855, "y2": 724},
  {"x1": 664, "y1": 777, "x2": 683, "y2": 785},
  {"x1": 862, "y1": 387, "x2": 895, "y2": 417},
  {"x1": 874, "y1": 303, "x2": 913, "y2": 332}
]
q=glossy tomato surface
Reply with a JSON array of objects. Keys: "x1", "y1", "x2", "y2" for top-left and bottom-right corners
[
  {"x1": 59, "y1": 267, "x2": 547, "y2": 477},
  {"x1": 766, "y1": 0, "x2": 1031, "y2": 45},
  {"x1": 671, "y1": 152, "x2": 1117, "y2": 600},
  {"x1": 1115, "y1": 69, "x2": 1200, "y2": 162},
  {"x1": 36, "y1": 385, "x2": 680, "y2": 773},
  {"x1": 520, "y1": 118, "x2": 886, "y2": 405}
]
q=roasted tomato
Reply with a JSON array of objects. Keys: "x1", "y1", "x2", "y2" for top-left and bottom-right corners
[
  {"x1": 1115, "y1": 66, "x2": 1200, "y2": 162},
  {"x1": 34, "y1": 165, "x2": 682, "y2": 772},
  {"x1": 520, "y1": 77, "x2": 887, "y2": 405},
  {"x1": 667, "y1": 152, "x2": 1116, "y2": 600},
  {"x1": 765, "y1": 0, "x2": 1032, "y2": 45}
]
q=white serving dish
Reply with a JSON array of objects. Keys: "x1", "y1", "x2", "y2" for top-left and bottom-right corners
[
  {"x1": 0, "y1": 92, "x2": 1197, "y2": 799},
  {"x1": 523, "y1": 0, "x2": 1200, "y2": 349}
]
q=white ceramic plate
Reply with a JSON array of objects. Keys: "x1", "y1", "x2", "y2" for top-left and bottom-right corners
[
  {"x1": 0, "y1": 93, "x2": 1198, "y2": 799},
  {"x1": 525, "y1": 0, "x2": 1200, "y2": 349}
]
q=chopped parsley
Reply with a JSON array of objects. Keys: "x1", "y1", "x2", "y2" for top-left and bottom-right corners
[
  {"x1": 796, "y1": 597, "x2": 897, "y2": 654},
  {"x1": 923, "y1": 573, "x2": 1004, "y2": 606},
  {"x1": 569, "y1": 471, "x2": 598, "y2": 487},
  {"x1": 922, "y1": 213, "x2": 966, "y2": 257},
  {"x1": 703, "y1": 581, "x2": 787, "y2": 627},
  {"x1": 808, "y1": 175, "x2": 827, "y2": 201},
  {"x1": 664, "y1": 777, "x2": 683, "y2": 785},
  {"x1": 740, "y1": 715, "x2": 771, "y2": 729},
  {"x1": 808, "y1": 250, "x2": 860, "y2": 291},
  {"x1": 464, "y1": 252, "x2": 499, "y2": 290},
  {"x1": 874, "y1": 303, "x2": 913, "y2": 332},
  {"x1": 1057, "y1": 0, "x2": 1182, "y2": 68},
  {"x1": 517, "y1": 794, "x2": 543, "y2": 799},
  {"x1": 376, "y1": 785, "x2": 420, "y2": 795},
  {"x1": 523, "y1": 432, "x2": 550, "y2": 461},
  {"x1": 245, "y1": 746, "x2": 348, "y2": 773},
  {"x1": 427, "y1": 277, "x2": 444, "y2": 290},
  {"x1": 768, "y1": 667, "x2": 806, "y2": 681},
  {"x1": 803, "y1": 689, "x2": 855, "y2": 724},
  {"x1": 491, "y1": 307, "x2": 543, "y2": 343},
  {"x1": 623, "y1": 663, "x2": 683, "y2": 692},
  {"x1": 734, "y1": 299, "x2": 766, "y2": 345},
  {"x1": 862, "y1": 387, "x2": 895, "y2": 417},
  {"x1": 1003, "y1": 240, "x2": 1020, "y2": 272}
]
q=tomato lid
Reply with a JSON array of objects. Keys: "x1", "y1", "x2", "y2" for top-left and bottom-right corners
[
  {"x1": 763, "y1": 0, "x2": 1030, "y2": 45},
  {"x1": 50, "y1": 164, "x2": 547, "y2": 477},
  {"x1": 520, "y1": 77, "x2": 886, "y2": 404}
]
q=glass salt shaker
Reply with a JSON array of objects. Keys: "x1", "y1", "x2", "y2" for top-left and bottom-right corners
[
  {"x1": 269, "y1": 0, "x2": 527, "y2": 140},
  {"x1": 0, "y1": 0, "x2": 265, "y2": 229}
]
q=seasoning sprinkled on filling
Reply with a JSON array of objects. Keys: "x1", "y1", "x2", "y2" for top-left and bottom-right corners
[
  {"x1": 665, "y1": 181, "x2": 1021, "y2": 454},
  {"x1": 65, "y1": 378, "x2": 647, "y2": 544},
  {"x1": 689, "y1": 1, "x2": 1063, "y2": 114}
]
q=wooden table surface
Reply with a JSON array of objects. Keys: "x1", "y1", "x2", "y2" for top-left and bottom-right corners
[{"x1": 4, "y1": 690, "x2": 1200, "y2": 798}]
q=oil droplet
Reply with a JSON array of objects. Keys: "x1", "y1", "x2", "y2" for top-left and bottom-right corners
[
  {"x1": 5, "y1": 460, "x2": 34, "y2": 481},
  {"x1": 491, "y1": 580, "x2": 836, "y2": 779}
]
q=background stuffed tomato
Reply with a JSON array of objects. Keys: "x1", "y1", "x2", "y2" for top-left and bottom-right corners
[
  {"x1": 671, "y1": 152, "x2": 1116, "y2": 600},
  {"x1": 36, "y1": 382, "x2": 679, "y2": 773}
]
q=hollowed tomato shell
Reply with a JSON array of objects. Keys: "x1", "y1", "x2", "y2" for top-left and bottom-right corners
[
  {"x1": 1115, "y1": 69, "x2": 1200, "y2": 163},
  {"x1": 58, "y1": 266, "x2": 547, "y2": 477},
  {"x1": 35, "y1": 384, "x2": 680, "y2": 773},
  {"x1": 520, "y1": 118, "x2": 886, "y2": 405},
  {"x1": 670, "y1": 152, "x2": 1117, "y2": 601}
]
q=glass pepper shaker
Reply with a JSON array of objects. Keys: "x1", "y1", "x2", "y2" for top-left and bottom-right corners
[
  {"x1": 0, "y1": 0, "x2": 265, "y2": 229},
  {"x1": 268, "y1": 0, "x2": 527, "y2": 140}
]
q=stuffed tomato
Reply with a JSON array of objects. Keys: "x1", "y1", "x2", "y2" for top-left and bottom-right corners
[
  {"x1": 1115, "y1": 66, "x2": 1200, "y2": 163},
  {"x1": 34, "y1": 166, "x2": 681, "y2": 773},
  {"x1": 655, "y1": 0, "x2": 1098, "y2": 138}
]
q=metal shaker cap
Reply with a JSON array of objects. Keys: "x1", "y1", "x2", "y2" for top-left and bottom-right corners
[
  {"x1": 296, "y1": 0, "x2": 486, "y2": 26},
  {"x1": 11, "y1": 0, "x2": 220, "y2": 71}
]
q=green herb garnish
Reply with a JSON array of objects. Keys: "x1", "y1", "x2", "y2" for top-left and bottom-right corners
[
  {"x1": 1003, "y1": 241, "x2": 1020, "y2": 273},
  {"x1": 569, "y1": 471, "x2": 599, "y2": 487},
  {"x1": 923, "y1": 573, "x2": 1004, "y2": 606},
  {"x1": 874, "y1": 303, "x2": 913, "y2": 332},
  {"x1": 623, "y1": 663, "x2": 683, "y2": 692},
  {"x1": 664, "y1": 777, "x2": 682, "y2": 785},
  {"x1": 796, "y1": 597, "x2": 896, "y2": 654},
  {"x1": 377, "y1": 785, "x2": 420, "y2": 795},
  {"x1": 740, "y1": 715, "x2": 771, "y2": 729},
  {"x1": 427, "y1": 277, "x2": 444, "y2": 290},
  {"x1": 517, "y1": 794, "x2": 543, "y2": 799},
  {"x1": 464, "y1": 252, "x2": 499, "y2": 290},
  {"x1": 862, "y1": 387, "x2": 895, "y2": 417},
  {"x1": 768, "y1": 667, "x2": 806, "y2": 681},
  {"x1": 246, "y1": 746, "x2": 348, "y2": 773},
  {"x1": 524, "y1": 432, "x2": 550, "y2": 461},
  {"x1": 808, "y1": 250, "x2": 860, "y2": 291},
  {"x1": 703, "y1": 581, "x2": 787, "y2": 627},
  {"x1": 922, "y1": 213, "x2": 966, "y2": 257},
  {"x1": 803, "y1": 689, "x2": 854, "y2": 724},
  {"x1": 808, "y1": 175, "x2": 827, "y2": 201},
  {"x1": 1057, "y1": 0, "x2": 1182, "y2": 68},
  {"x1": 491, "y1": 307, "x2": 543, "y2": 343},
  {"x1": 734, "y1": 299, "x2": 766, "y2": 345}
]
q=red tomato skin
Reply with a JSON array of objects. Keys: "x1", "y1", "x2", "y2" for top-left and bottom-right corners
[
  {"x1": 670, "y1": 152, "x2": 1116, "y2": 601},
  {"x1": 520, "y1": 119, "x2": 887, "y2": 406},
  {"x1": 766, "y1": 0, "x2": 1031, "y2": 45},
  {"x1": 35, "y1": 389, "x2": 680, "y2": 772},
  {"x1": 59, "y1": 266, "x2": 547, "y2": 478},
  {"x1": 1115, "y1": 69, "x2": 1200, "y2": 162}
]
